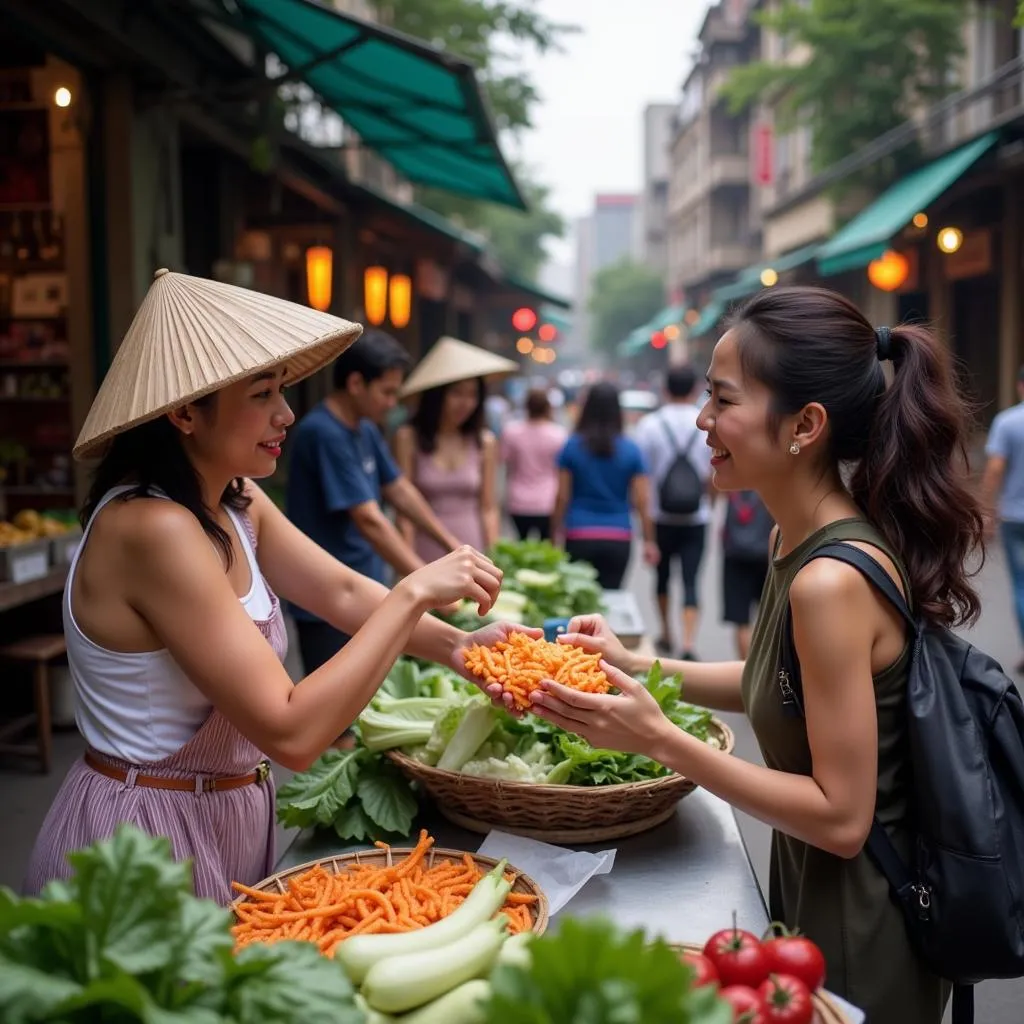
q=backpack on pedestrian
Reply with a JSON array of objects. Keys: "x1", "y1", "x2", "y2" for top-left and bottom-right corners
[
  {"x1": 657, "y1": 415, "x2": 703, "y2": 516},
  {"x1": 722, "y1": 491, "x2": 774, "y2": 562},
  {"x1": 779, "y1": 542, "x2": 1024, "y2": 1024}
]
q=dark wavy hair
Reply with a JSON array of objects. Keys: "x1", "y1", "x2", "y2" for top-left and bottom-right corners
[
  {"x1": 729, "y1": 285, "x2": 983, "y2": 627},
  {"x1": 575, "y1": 381, "x2": 623, "y2": 458},
  {"x1": 410, "y1": 378, "x2": 485, "y2": 454},
  {"x1": 81, "y1": 394, "x2": 249, "y2": 566}
]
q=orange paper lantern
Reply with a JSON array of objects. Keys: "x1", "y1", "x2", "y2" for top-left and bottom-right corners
[
  {"x1": 364, "y1": 265, "x2": 388, "y2": 325},
  {"x1": 389, "y1": 273, "x2": 412, "y2": 329},
  {"x1": 305, "y1": 246, "x2": 333, "y2": 312},
  {"x1": 867, "y1": 250, "x2": 909, "y2": 292}
]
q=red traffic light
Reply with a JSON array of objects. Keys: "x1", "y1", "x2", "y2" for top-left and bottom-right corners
[
  {"x1": 512, "y1": 307, "x2": 537, "y2": 333},
  {"x1": 651, "y1": 330, "x2": 667, "y2": 349},
  {"x1": 538, "y1": 323, "x2": 558, "y2": 343}
]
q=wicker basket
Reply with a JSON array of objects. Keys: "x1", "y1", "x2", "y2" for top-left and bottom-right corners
[
  {"x1": 387, "y1": 718, "x2": 735, "y2": 844},
  {"x1": 671, "y1": 944, "x2": 852, "y2": 1024},
  {"x1": 233, "y1": 846, "x2": 549, "y2": 935}
]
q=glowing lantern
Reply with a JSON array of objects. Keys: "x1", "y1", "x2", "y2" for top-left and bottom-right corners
[
  {"x1": 760, "y1": 268, "x2": 778, "y2": 287},
  {"x1": 651, "y1": 330, "x2": 667, "y2": 349},
  {"x1": 867, "y1": 250, "x2": 909, "y2": 292},
  {"x1": 305, "y1": 246, "x2": 333, "y2": 312},
  {"x1": 538, "y1": 323, "x2": 558, "y2": 343},
  {"x1": 388, "y1": 274, "x2": 412, "y2": 329},
  {"x1": 516, "y1": 337, "x2": 534, "y2": 355},
  {"x1": 512, "y1": 307, "x2": 537, "y2": 332},
  {"x1": 664, "y1": 324, "x2": 680, "y2": 340},
  {"x1": 937, "y1": 227, "x2": 963, "y2": 254},
  {"x1": 364, "y1": 265, "x2": 388, "y2": 325},
  {"x1": 912, "y1": 212, "x2": 929, "y2": 229}
]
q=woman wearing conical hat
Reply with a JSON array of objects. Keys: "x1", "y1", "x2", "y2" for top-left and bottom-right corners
[
  {"x1": 22, "y1": 271, "x2": 529, "y2": 905},
  {"x1": 392, "y1": 337, "x2": 517, "y2": 562}
]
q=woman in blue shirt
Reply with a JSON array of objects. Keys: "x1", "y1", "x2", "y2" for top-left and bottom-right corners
[{"x1": 552, "y1": 382, "x2": 658, "y2": 589}]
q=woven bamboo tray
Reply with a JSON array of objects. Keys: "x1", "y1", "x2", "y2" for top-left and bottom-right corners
[
  {"x1": 233, "y1": 846, "x2": 549, "y2": 935},
  {"x1": 387, "y1": 718, "x2": 735, "y2": 844},
  {"x1": 672, "y1": 944, "x2": 852, "y2": 1024}
]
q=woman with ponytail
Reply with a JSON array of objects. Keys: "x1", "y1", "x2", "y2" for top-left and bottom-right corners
[{"x1": 516, "y1": 287, "x2": 984, "y2": 1023}]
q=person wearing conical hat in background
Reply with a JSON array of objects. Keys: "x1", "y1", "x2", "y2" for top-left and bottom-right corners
[
  {"x1": 285, "y1": 328, "x2": 464, "y2": 677},
  {"x1": 22, "y1": 271, "x2": 532, "y2": 906},
  {"x1": 392, "y1": 337, "x2": 517, "y2": 563}
]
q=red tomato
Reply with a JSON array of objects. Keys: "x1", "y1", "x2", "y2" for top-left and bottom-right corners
[
  {"x1": 720, "y1": 985, "x2": 767, "y2": 1024},
  {"x1": 762, "y1": 935, "x2": 826, "y2": 992},
  {"x1": 681, "y1": 951, "x2": 719, "y2": 988},
  {"x1": 703, "y1": 927, "x2": 770, "y2": 989},
  {"x1": 758, "y1": 974, "x2": 815, "y2": 1024}
]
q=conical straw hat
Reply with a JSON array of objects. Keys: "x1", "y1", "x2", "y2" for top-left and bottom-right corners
[
  {"x1": 74, "y1": 269, "x2": 362, "y2": 460},
  {"x1": 399, "y1": 336, "x2": 519, "y2": 398}
]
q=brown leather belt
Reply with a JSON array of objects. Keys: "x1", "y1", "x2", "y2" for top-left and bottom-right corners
[{"x1": 84, "y1": 751, "x2": 271, "y2": 792}]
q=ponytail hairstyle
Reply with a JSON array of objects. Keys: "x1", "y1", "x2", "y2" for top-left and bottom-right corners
[{"x1": 729, "y1": 286, "x2": 983, "y2": 627}]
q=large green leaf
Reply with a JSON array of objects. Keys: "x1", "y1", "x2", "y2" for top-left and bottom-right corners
[
  {"x1": 276, "y1": 748, "x2": 362, "y2": 829},
  {"x1": 357, "y1": 770, "x2": 418, "y2": 836},
  {"x1": 224, "y1": 941, "x2": 362, "y2": 1024},
  {"x1": 0, "y1": 955, "x2": 83, "y2": 1023}
]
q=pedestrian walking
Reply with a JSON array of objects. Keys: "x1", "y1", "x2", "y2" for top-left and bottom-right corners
[
  {"x1": 634, "y1": 364, "x2": 713, "y2": 658},
  {"x1": 500, "y1": 388, "x2": 568, "y2": 541},
  {"x1": 981, "y1": 364, "x2": 1024, "y2": 673},
  {"x1": 721, "y1": 490, "x2": 775, "y2": 659},
  {"x1": 552, "y1": 381, "x2": 658, "y2": 589},
  {"x1": 286, "y1": 329, "x2": 462, "y2": 673},
  {"x1": 527, "y1": 286, "x2": 986, "y2": 1024},
  {"x1": 393, "y1": 337, "x2": 517, "y2": 561}
]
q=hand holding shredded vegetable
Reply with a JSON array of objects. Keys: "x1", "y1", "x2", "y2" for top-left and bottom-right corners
[{"x1": 462, "y1": 631, "x2": 611, "y2": 711}]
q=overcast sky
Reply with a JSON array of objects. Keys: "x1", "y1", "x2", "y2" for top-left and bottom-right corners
[{"x1": 509, "y1": 0, "x2": 711, "y2": 264}]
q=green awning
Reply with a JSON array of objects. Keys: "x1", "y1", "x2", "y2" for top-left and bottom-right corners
[
  {"x1": 690, "y1": 300, "x2": 726, "y2": 338},
  {"x1": 646, "y1": 303, "x2": 685, "y2": 331},
  {"x1": 712, "y1": 242, "x2": 824, "y2": 304},
  {"x1": 501, "y1": 273, "x2": 572, "y2": 310},
  {"x1": 354, "y1": 181, "x2": 487, "y2": 250},
  {"x1": 816, "y1": 133, "x2": 998, "y2": 276},
  {"x1": 232, "y1": 0, "x2": 525, "y2": 208}
]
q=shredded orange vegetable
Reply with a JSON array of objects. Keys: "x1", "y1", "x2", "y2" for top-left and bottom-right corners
[
  {"x1": 230, "y1": 830, "x2": 538, "y2": 957},
  {"x1": 463, "y1": 631, "x2": 611, "y2": 710}
]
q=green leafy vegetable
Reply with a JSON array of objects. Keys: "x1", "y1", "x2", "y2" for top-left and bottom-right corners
[
  {"x1": 277, "y1": 745, "x2": 416, "y2": 840},
  {"x1": 483, "y1": 917, "x2": 733, "y2": 1024},
  {"x1": 0, "y1": 825, "x2": 363, "y2": 1024}
]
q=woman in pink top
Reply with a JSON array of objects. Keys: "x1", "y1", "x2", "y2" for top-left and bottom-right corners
[
  {"x1": 394, "y1": 377, "x2": 500, "y2": 562},
  {"x1": 501, "y1": 389, "x2": 567, "y2": 540}
]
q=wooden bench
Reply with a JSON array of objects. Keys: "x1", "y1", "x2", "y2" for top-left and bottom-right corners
[{"x1": 0, "y1": 634, "x2": 66, "y2": 773}]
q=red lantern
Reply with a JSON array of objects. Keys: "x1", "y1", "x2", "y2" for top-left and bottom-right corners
[
  {"x1": 538, "y1": 323, "x2": 558, "y2": 343},
  {"x1": 512, "y1": 307, "x2": 537, "y2": 332},
  {"x1": 867, "y1": 250, "x2": 909, "y2": 292},
  {"x1": 651, "y1": 330, "x2": 667, "y2": 349}
]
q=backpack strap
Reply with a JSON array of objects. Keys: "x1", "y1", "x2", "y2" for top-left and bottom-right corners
[
  {"x1": 777, "y1": 542, "x2": 929, "y2": 966},
  {"x1": 658, "y1": 413, "x2": 700, "y2": 461}
]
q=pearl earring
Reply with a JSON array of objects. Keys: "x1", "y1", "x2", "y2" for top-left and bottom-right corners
[{"x1": 789, "y1": 442, "x2": 800, "y2": 455}]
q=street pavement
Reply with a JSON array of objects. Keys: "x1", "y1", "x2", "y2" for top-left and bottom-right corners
[{"x1": 623, "y1": 504, "x2": 1021, "y2": 1024}]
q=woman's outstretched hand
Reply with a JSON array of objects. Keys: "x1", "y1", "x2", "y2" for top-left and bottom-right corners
[
  {"x1": 555, "y1": 614, "x2": 635, "y2": 674},
  {"x1": 399, "y1": 545, "x2": 502, "y2": 616},
  {"x1": 528, "y1": 660, "x2": 668, "y2": 757}
]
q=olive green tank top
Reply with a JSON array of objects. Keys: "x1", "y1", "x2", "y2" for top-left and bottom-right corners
[{"x1": 741, "y1": 517, "x2": 948, "y2": 1024}]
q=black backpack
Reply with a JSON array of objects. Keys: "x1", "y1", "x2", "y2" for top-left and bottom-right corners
[
  {"x1": 657, "y1": 416, "x2": 703, "y2": 516},
  {"x1": 779, "y1": 542, "x2": 1024, "y2": 1024},
  {"x1": 723, "y1": 491, "x2": 775, "y2": 562}
]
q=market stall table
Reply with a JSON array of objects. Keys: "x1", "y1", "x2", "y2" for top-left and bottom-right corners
[
  {"x1": 0, "y1": 566, "x2": 67, "y2": 615},
  {"x1": 276, "y1": 787, "x2": 769, "y2": 940}
]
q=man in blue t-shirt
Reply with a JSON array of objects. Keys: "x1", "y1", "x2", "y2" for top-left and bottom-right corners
[
  {"x1": 983, "y1": 365, "x2": 1024, "y2": 673},
  {"x1": 287, "y1": 329, "x2": 461, "y2": 672}
]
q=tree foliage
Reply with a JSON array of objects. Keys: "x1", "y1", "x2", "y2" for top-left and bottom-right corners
[
  {"x1": 722, "y1": 0, "x2": 969, "y2": 188},
  {"x1": 588, "y1": 260, "x2": 665, "y2": 354},
  {"x1": 370, "y1": 0, "x2": 575, "y2": 281},
  {"x1": 371, "y1": 0, "x2": 577, "y2": 134}
]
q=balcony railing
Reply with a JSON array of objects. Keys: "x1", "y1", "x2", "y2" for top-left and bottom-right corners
[{"x1": 768, "y1": 55, "x2": 1024, "y2": 216}]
